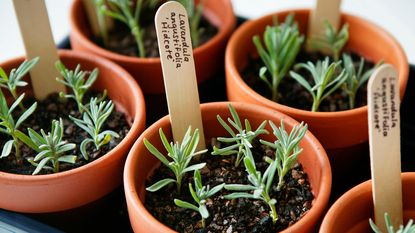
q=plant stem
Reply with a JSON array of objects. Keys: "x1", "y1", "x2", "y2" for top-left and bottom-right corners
[
  {"x1": 201, "y1": 218, "x2": 206, "y2": 228},
  {"x1": 177, "y1": 176, "x2": 182, "y2": 194},
  {"x1": 311, "y1": 99, "x2": 320, "y2": 112},
  {"x1": 234, "y1": 145, "x2": 244, "y2": 167},
  {"x1": 349, "y1": 92, "x2": 355, "y2": 109},
  {"x1": 263, "y1": 192, "x2": 278, "y2": 224},
  {"x1": 271, "y1": 73, "x2": 279, "y2": 102},
  {"x1": 130, "y1": 21, "x2": 145, "y2": 57}
]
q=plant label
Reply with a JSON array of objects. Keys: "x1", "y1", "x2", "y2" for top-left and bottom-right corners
[
  {"x1": 12, "y1": 0, "x2": 65, "y2": 99},
  {"x1": 368, "y1": 64, "x2": 403, "y2": 231},
  {"x1": 155, "y1": 1, "x2": 205, "y2": 149}
]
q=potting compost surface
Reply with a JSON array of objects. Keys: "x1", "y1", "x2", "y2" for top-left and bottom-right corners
[
  {"x1": 242, "y1": 51, "x2": 375, "y2": 112},
  {"x1": 145, "y1": 139, "x2": 313, "y2": 233},
  {"x1": 0, "y1": 92, "x2": 129, "y2": 175}
]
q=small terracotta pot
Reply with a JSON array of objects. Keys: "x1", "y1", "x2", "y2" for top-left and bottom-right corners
[
  {"x1": 124, "y1": 102, "x2": 331, "y2": 233},
  {"x1": 320, "y1": 173, "x2": 415, "y2": 233},
  {"x1": 225, "y1": 9, "x2": 408, "y2": 150},
  {"x1": 70, "y1": 0, "x2": 236, "y2": 94},
  {"x1": 0, "y1": 50, "x2": 146, "y2": 213}
]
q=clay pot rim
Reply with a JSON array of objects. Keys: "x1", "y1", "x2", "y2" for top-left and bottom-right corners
[
  {"x1": 124, "y1": 101, "x2": 332, "y2": 233},
  {"x1": 319, "y1": 172, "x2": 415, "y2": 232},
  {"x1": 69, "y1": 0, "x2": 236, "y2": 64},
  {"x1": 225, "y1": 8, "x2": 409, "y2": 119},
  {"x1": 0, "y1": 49, "x2": 146, "y2": 182}
]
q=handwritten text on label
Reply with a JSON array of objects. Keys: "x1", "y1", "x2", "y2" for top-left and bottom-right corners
[
  {"x1": 372, "y1": 76, "x2": 398, "y2": 137},
  {"x1": 160, "y1": 12, "x2": 191, "y2": 69}
]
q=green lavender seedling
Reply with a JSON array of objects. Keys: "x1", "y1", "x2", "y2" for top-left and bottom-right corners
[
  {"x1": 370, "y1": 213, "x2": 415, "y2": 233},
  {"x1": 103, "y1": 0, "x2": 146, "y2": 57},
  {"x1": 69, "y1": 98, "x2": 119, "y2": 160},
  {"x1": 224, "y1": 156, "x2": 279, "y2": 224},
  {"x1": 176, "y1": 0, "x2": 203, "y2": 47},
  {"x1": 342, "y1": 53, "x2": 383, "y2": 109},
  {"x1": 23, "y1": 119, "x2": 77, "y2": 175},
  {"x1": 94, "y1": 0, "x2": 109, "y2": 47},
  {"x1": 253, "y1": 13, "x2": 304, "y2": 101},
  {"x1": 212, "y1": 104, "x2": 268, "y2": 167},
  {"x1": 145, "y1": 126, "x2": 207, "y2": 194},
  {"x1": 174, "y1": 170, "x2": 224, "y2": 228},
  {"x1": 308, "y1": 21, "x2": 349, "y2": 61},
  {"x1": 0, "y1": 92, "x2": 36, "y2": 160},
  {"x1": 289, "y1": 57, "x2": 347, "y2": 112},
  {"x1": 55, "y1": 61, "x2": 100, "y2": 113},
  {"x1": 260, "y1": 120, "x2": 307, "y2": 191},
  {"x1": 0, "y1": 57, "x2": 39, "y2": 108}
]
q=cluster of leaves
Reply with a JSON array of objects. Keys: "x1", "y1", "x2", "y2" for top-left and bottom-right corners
[
  {"x1": 370, "y1": 213, "x2": 415, "y2": 233},
  {"x1": 55, "y1": 61, "x2": 100, "y2": 113},
  {"x1": 225, "y1": 156, "x2": 279, "y2": 223},
  {"x1": 253, "y1": 13, "x2": 304, "y2": 101},
  {"x1": 145, "y1": 105, "x2": 308, "y2": 227},
  {"x1": 25, "y1": 119, "x2": 77, "y2": 175},
  {"x1": 308, "y1": 21, "x2": 349, "y2": 61},
  {"x1": 253, "y1": 15, "x2": 379, "y2": 111},
  {"x1": 290, "y1": 57, "x2": 347, "y2": 112},
  {"x1": 69, "y1": 98, "x2": 119, "y2": 160},
  {"x1": 94, "y1": 0, "x2": 204, "y2": 57},
  {"x1": 145, "y1": 126, "x2": 207, "y2": 194},
  {"x1": 100, "y1": 0, "x2": 146, "y2": 57},
  {"x1": 212, "y1": 104, "x2": 268, "y2": 167},
  {"x1": 174, "y1": 170, "x2": 224, "y2": 228},
  {"x1": 260, "y1": 120, "x2": 307, "y2": 190},
  {"x1": 341, "y1": 54, "x2": 383, "y2": 109},
  {"x1": 0, "y1": 58, "x2": 116, "y2": 175}
]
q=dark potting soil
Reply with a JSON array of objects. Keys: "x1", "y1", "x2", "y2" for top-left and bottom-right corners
[
  {"x1": 0, "y1": 92, "x2": 129, "y2": 175},
  {"x1": 242, "y1": 50, "x2": 376, "y2": 112},
  {"x1": 94, "y1": 12, "x2": 218, "y2": 58},
  {"x1": 145, "y1": 139, "x2": 313, "y2": 233}
]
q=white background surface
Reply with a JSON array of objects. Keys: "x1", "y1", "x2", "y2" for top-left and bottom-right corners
[{"x1": 0, "y1": 0, "x2": 414, "y2": 63}]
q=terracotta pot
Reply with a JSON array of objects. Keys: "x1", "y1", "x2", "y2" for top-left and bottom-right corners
[
  {"x1": 320, "y1": 173, "x2": 415, "y2": 233},
  {"x1": 69, "y1": 0, "x2": 236, "y2": 94},
  {"x1": 0, "y1": 50, "x2": 146, "y2": 213},
  {"x1": 124, "y1": 102, "x2": 331, "y2": 233},
  {"x1": 225, "y1": 9, "x2": 408, "y2": 150}
]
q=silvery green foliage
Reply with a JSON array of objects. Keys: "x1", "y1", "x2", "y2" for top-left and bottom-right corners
[
  {"x1": 174, "y1": 170, "x2": 224, "y2": 228},
  {"x1": 0, "y1": 91, "x2": 36, "y2": 160},
  {"x1": 212, "y1": 104, "x2": 268, "y2": 167},
  {"x1": 24, "y1": 119, "x2": 77, "y2": 175},
  {"x1": 253, "y1": 13, "x2": 304, "y2": 101},
  {"x1": 289, "y1": 57, "x2": 347, "y2": 112},
  {"x1": 370, "y1": 213, "x2": 415, "y2": 233},
  {"x1": 102, "y1": 0, "x2": 146, "y2": 57},
  {"x1": 69, "y1": 98, "x2": 119, "y2": 160},
  {"x1": 308, "y1": 21, "x2": 349, "y2": 61},
  {"x1": 0, "y1": 57, "x2": 39, "y2": 103},
  {"x1": 224, "y1": 156, "x2": 279, "y2": 224},
  {"x1": 145, "y1": 126, "x2": 207, "y2": 194},
  {"x1": 260, "y1": 119, "x2": 307, "y2": 190},
  {"x1": 55, "y1": 61, "x2": 99, "y2": 113},
  {"x1": 342, "y1": 53, "x2": 383, "y2": 109}
]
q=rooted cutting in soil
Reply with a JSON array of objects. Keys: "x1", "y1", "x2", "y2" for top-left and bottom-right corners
[
  {"x1": 242, "y1": 50, "x2": 375, "y2": 112},
  {"x1": 145, "y1": 139, "x2": 313, "y2": 233},
  {"x1": 0, "y1": 92, "x2": 129, "y2": 175}
]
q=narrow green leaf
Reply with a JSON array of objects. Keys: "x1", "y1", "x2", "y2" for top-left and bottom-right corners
[
  {"x1": 1, "y1": 140, "x2": 14, "y2": 158},
  {"x1": 174, "y1": 199, "x2": 199, "y2": 212},
  {"x1": 146, "y1": 178, "x2": 176, "y2": 192}
]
